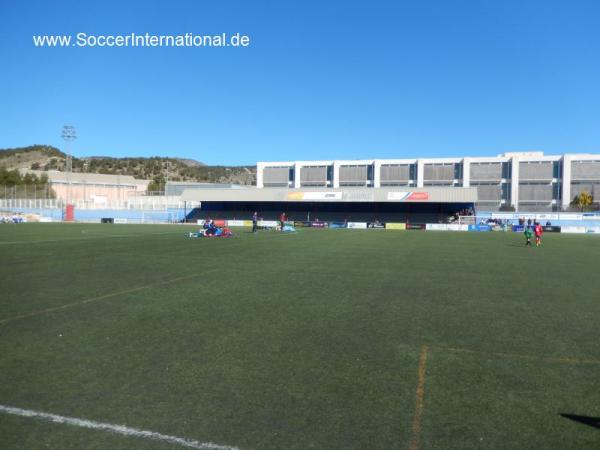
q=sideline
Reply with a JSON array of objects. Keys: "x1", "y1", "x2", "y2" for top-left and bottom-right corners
[{"x1": 0, "y1": 404, "x2": 240, "y2": 450}]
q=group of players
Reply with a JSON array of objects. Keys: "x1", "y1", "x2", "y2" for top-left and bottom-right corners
[
  {"x1": 524, "y1": 222, "x2": 544, "y2": 247},
  {"x1": 188, "y1": 219, "x2": 233, "y2": 238},
  {"x1": 251, "y1": 211, "x2": 288, "y2": 233}
]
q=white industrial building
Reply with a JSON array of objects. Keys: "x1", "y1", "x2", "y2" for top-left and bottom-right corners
[{"x1": 257, "y1": 152, "x2": 600, "y2": 211}]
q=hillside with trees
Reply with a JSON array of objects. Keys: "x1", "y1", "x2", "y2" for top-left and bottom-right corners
[{"x1": 0, "y1": 145, "x2": 256, "y2": 187}]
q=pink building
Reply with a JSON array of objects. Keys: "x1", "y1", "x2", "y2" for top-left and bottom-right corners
[{"x1": 22, "y1": 170, "x2": 150, "y2": 206}]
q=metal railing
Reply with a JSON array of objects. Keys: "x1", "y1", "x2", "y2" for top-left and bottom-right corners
[
  {"x1": 1, "y1": 185, "x2": 55, "y2": 200},
  {"x1": 0, "y1": 198, "x2": 64, "y2": 209},
  {"x1": 0, "y1": 196, "x2": 200, "y2": 211}
]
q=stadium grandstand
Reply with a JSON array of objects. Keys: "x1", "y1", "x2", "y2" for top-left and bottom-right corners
[
  {"x1": 180, "y1": 152, "x2": 600, "y2": 224},
  {"x1": 2, "y1": 151, "x2": 599, "y2": 227},
  {"x1": 182, "y1": 186, "x2": 475, "y2": 224}
]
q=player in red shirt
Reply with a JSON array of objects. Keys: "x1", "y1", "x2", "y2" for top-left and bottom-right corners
[
  {"x1": 279, "y1": 212, "x2": 287, "y2": 231},
  {"x1": 534, "y1": 222, "x2": 544, "y2": 246}
]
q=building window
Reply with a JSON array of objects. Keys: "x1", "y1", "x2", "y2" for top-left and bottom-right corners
[
  {"x1": 553, "y1": 161, "x2": 562, "y2": 179},
  {"x1": 502, "y1": 162, "x2": 511, "y2": 179},
  {"x1": 502, "y1": 183, "x2": 511, "y2": 201},
  {"x1": 454, "y1": 163, "x2": 463, "y2": 181},
  {"x1": 553, "y1": 182, "x2": 562, "y2": 201}
]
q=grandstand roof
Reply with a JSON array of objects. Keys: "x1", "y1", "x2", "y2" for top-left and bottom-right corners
[{"x1": 180, "y1": 186, "x2": 477, "y2": 203}]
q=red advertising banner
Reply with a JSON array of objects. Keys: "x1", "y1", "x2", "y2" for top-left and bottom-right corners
[{"x1": 407, "y1": 192, "x2": 429, "y2": 201}]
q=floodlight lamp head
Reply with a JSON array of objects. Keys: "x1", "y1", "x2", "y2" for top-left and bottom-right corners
[{"x1": 61, "y1": 125, "x2": 77, "y2": 142}]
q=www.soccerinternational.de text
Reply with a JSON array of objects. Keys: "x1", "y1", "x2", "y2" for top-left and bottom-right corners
[{"x1": 32, "y1": 32, "x2": 251, "y2": 48}]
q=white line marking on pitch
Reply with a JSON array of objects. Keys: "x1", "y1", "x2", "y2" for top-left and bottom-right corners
[
  {"x1": 0, "y1": 405, "x2": 241, "y2": 450},
  {"x1": 0, "y1": 231, "x2": 175, "y2": 246},
  {"x1": 0, "y1": 271, "x2": 215, "y2": 325}
]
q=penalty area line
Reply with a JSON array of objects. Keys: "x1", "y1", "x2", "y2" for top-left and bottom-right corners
[
  {"x1": 0, "y1": 231, "x2": 176, "y2": 246},
  {"x1": 0, "y1": 273, "x2": 201, "y2": 326},
  {"x1": 0, "y1": 404, "x2": 240, "y2": 450},
  {"x1": 434, "y1": 345, "x2": 600, "y2": 365}
]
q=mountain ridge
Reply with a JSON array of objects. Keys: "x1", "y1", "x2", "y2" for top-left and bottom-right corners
[{"x1": 0, "y1": 145, "x2": 256, "y2": 186}]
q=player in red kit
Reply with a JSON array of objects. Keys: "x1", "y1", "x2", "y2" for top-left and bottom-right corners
[
  {"x1": 279, "y1": 212, "x2": 287, "y2": 231},
  {"x1": 534, "y1": 222, "x2": 543, "y2": 246}
]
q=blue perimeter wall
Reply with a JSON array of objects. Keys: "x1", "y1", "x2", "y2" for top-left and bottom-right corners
[
  {"x1": 4, "y1": 207, "x2": 600, "y2": 227},
  {"x1": 475, "y1": 212, "x2": 600, "y2": 228},
  {"x1": 5, "y1": 208, "x2": 187, "y2": 222}
]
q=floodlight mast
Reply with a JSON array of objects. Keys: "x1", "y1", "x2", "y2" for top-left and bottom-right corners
[
  {"x1": 165, "y1": 159, "x2": 169, "y2": 195},
  {"x1": 61, "y1": 125, "x2": 77, "y2": 206}
]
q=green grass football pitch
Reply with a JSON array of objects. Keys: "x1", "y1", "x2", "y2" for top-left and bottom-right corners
[{"x1": 0, "y1": 223, "x2": 599, "y2": 450}]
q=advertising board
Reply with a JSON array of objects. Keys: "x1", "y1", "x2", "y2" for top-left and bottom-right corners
[
  {"x1": 560, "y1": 226, "x2": 586, "y2": 234},
  {"x1": 367, "y1": 222, "x2": 385, "y2": 229},
  {"x1": 310, "y1": 221, "x2": 328, "y2": 228},
  {"x1": 446, "y1": 224, "x2": 469, "y2": 231},
  {"x1": 226, "y1": 220, "x2": 246, "y2": 227},
  {"x1": 426, "y1": 224, "x2": 448, "y2": 231},
  {"x1": 385, "y1": 223, "x2": 406, "y2": 230},
  {"x1": 347, "y1": 222, "x2": 367, "y2": 229},
  {"x1": 468, "y1": 225, "x2": 491, "y2": 232},
  {"x1": 542, "y1": 226, "x2": 561, "y2": 233},
  {"x1": 329, "y1": 222, "x2": 347, "y2": 229},
  {"x1": 258, "y1": 220, "x2": 278, "y2": 228},
  {"x1": 286, "y1": 192, "x2": 342, "y2": 201},
  {"x1": 387, "y1": 191, "x2": 430, "y2": 201}
]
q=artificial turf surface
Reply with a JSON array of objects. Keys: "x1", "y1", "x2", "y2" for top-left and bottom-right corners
[{"x1": 0, "y1": 223, "x2": 599, "y2": 450}]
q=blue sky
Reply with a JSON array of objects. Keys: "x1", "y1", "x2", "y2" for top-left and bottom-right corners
[{"x1": 1, "y1": 0, "x2": 599, "y2": 165}]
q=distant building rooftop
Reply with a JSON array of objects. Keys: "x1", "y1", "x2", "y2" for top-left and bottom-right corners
[
  {"x1": 499, "y1": 152, "x2": 545, "y2": 157},
  {"x1": 165, "y1": 181, "x2": 246, "y2": 196},
  {"x1": 20, "y1": 170, "x2": 150, "y2": 187}
]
